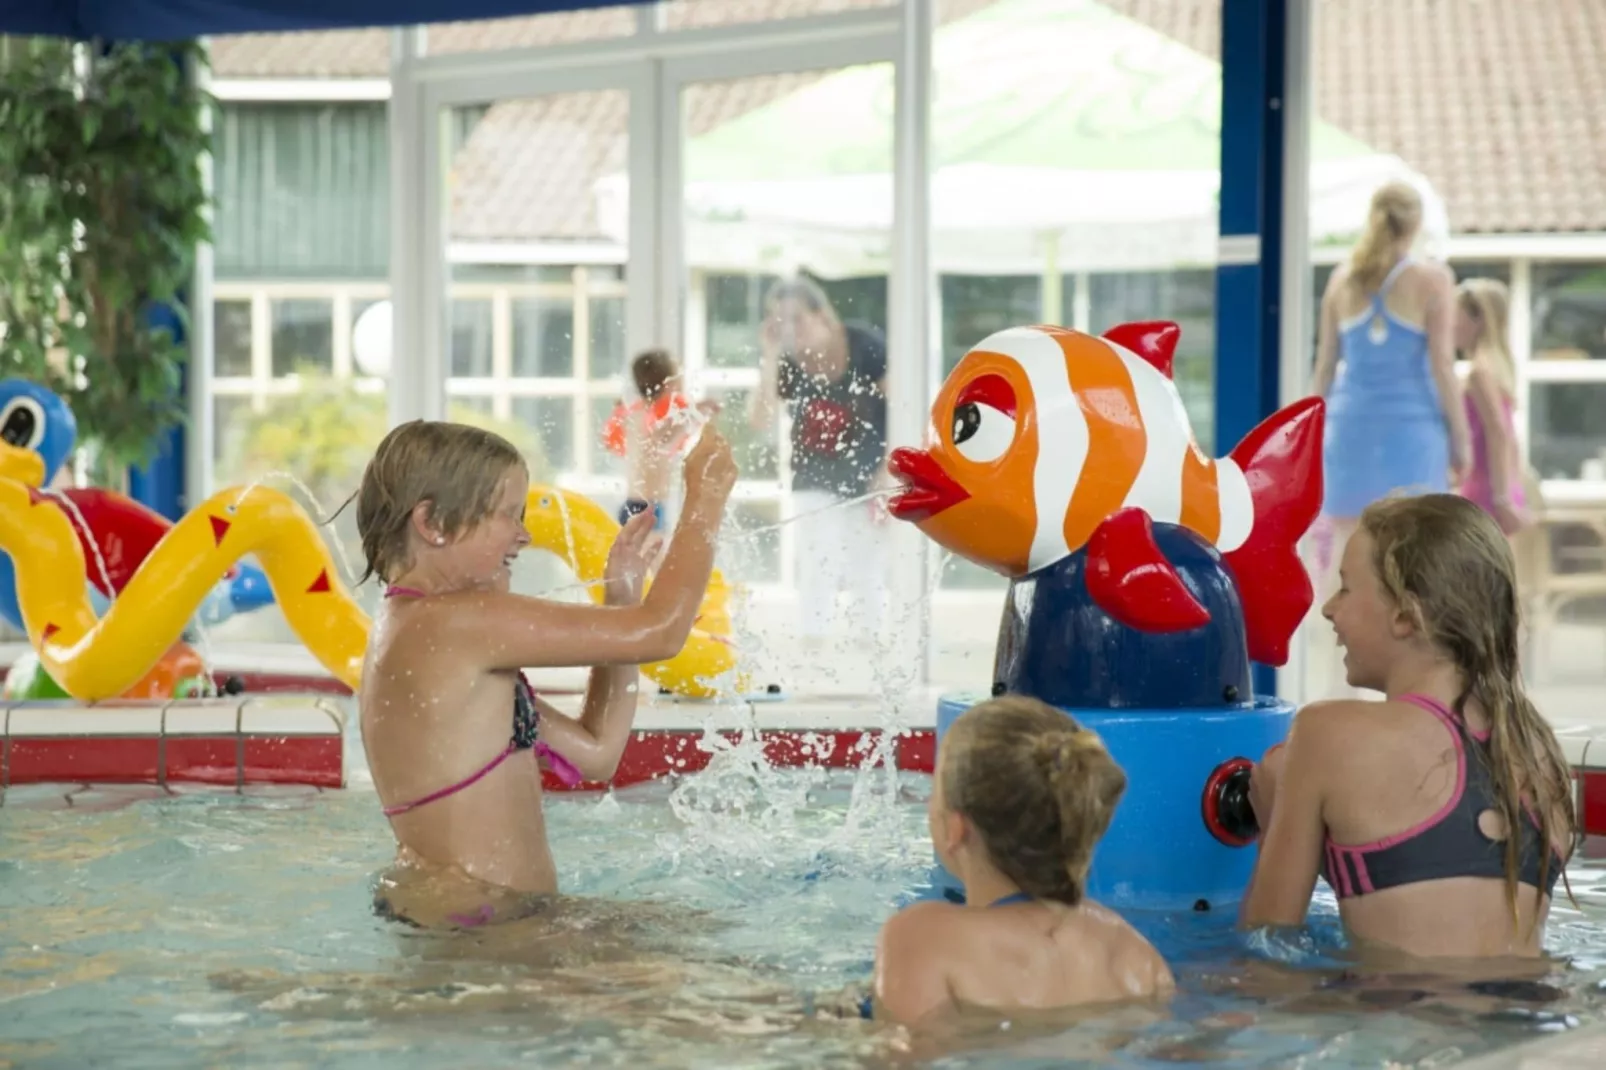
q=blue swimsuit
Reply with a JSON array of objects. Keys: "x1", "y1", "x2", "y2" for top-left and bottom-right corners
[{"x1": 858, "y1": 891, "x2": 1033, "y2": 1019}]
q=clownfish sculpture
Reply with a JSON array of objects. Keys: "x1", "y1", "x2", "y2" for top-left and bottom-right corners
[{"x1": 887, "y1": 322, "x2": 1325, "y2": 667}]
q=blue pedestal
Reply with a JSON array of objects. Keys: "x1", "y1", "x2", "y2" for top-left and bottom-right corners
[{"x1": 931, "y1": 691, "x2": 1293, "y2": 912}]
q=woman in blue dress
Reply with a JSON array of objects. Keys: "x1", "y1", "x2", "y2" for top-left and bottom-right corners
[{"x1": 1312, "y1": 181, "x2": 1471, "y2": 592}]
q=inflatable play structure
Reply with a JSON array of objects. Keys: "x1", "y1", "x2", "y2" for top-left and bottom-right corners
[
  {"x1": 0, "y1": 380, "x2": 277, "y2": 699},
  {"x1": 888, "y1": 321, "x2": 1325, "y2": 912},
  {"x1": 0, "y1": 382, "x2": 746, "y2": 702}
]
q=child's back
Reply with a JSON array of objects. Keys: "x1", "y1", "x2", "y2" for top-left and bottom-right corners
[{"x1": 870, "y1": 697, "x2": 1173, "y2": 1025}]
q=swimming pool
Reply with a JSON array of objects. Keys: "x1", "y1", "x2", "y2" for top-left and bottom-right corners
[{"x1": 4, "y1": 708, "x2": 1606, "y2": 1069}]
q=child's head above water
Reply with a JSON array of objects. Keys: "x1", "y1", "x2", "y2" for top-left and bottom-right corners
[
  {"x1": 933, "y1": 695, "x2": 1126, "y2": 906},
  {"x1": 631, "y1": 349, "x2": 681, "y2": 403},
  {"x1": 1327, "y1": 492, "x2": 1520, "y2": 692},
  {"x1": 355, "y1": 420, "x2": 531, "y2": 589}
]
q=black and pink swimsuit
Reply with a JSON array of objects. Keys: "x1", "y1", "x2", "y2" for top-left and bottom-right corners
[{"x1": 1321, "y1": 693, "x2": 1564, "y2": 900}]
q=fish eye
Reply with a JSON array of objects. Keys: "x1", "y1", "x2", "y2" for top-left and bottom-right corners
[
  {"x1": 950, "y1": 375, "x2": 1017, "y2": 464},
  {"x1": 0, "y1": 397, "x2": 46, "y2": 451}
]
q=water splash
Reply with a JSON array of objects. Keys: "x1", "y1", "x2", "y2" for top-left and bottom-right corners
[
  {"x1": 40, "y1": 488, "x2": 118, "y2": 608},
  {"x1": 227, "y1": 471, "x2": 359, "y2": 586}
]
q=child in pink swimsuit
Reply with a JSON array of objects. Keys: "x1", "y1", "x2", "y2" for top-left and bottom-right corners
[
  {"x1": 356, "y1": 418, "x2": 736, "y2": 928},
  {"x1": 1452, "y1": 279, "x2": 1528, "y2": 535}
]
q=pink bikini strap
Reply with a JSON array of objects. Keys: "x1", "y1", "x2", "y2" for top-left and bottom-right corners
[
  {"x1": 1400, "y1": 692, "x2": 1490, "y2": 743},
  {"x1": 381, "y1": 743, "x2": 517, "y2": 816},
  {"x1": 385, "y1": 585, "x2": 427, "y2": 599}
]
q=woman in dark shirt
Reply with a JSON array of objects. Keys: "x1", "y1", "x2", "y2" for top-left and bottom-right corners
[{"x1": 749, "y1": 276, "x2": 891, "y2": 649}]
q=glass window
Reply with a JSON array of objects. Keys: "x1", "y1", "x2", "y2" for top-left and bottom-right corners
[
  {"x1": 214, "y1": 300, "x2": 254, "y2": 377},
  {"x1": 589, "y1": 295, "x2": 627, "y2": 381},
  {"x1": 706, "y1": 386, "x2": 779, "y2": 482},
  {"x1": 705, "y1": 274, "x2": 774, "y2": 369},
  {"x1": 451, "y1": 299, "x2": 494, "y2": 378},
  {"x1": 1533, "y1": 263, "x2": 1606, "y2": 362},
  {"x1": 512, "y1": 298, "x2": 574, "y2": 378},
  {"x1": 939, "y1": 275, "x2": 1041, "y2": 379},
  {"x1": 1529, "y1": 382, "x2": 1606, "y2": 482},
  {"x1": 514, "y1": 396, "x2": 576, "y2": 473},
  {"x1": 1089, "y1": 270, "x2": 1216, "y2": 452},
  {"x1": 269, "y1": 299, "x2": 334, "y2": 377},
  {"x1": 211, "y1": 395, "x2": 254, "y2": 480},
  {"x1": 720, "y1": 499, "x2": 782, "y2": 584}
]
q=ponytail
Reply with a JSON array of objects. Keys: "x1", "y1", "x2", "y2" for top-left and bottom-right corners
[{"x1": 1349, "y1": 181, "x2": 1424, "y2": 294}]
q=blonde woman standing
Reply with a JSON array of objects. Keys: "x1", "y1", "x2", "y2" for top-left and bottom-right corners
[
  {"x1": 1313, "y1": 182, "x2": 1473, "y2": 568},
  {"x1": 1453, "y1": 278, "x2": 1529, "y2": 535}
]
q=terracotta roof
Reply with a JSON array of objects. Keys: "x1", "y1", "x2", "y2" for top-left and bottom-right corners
[
  {"x1": 209, "y1": 0, "x2": 1606, "y2": 236},
  {"x1": 1101, "y1": 0, "x2": 1606, "y2": 234}
]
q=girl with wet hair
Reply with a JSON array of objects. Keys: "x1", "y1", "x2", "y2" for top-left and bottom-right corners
[
  {"x1": 865, "y1": 695, "x2": 1173, "y2": 1025},
  {"x1": 1243, "y1": 493, "x2": 1577, "y2": 959}
]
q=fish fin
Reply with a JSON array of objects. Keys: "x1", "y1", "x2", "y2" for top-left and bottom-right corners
[
  {"x1": 1085, "y1": 507, "x2": 1211, "y2": 633},
  {"x1": 1102, "y1": 321, "x2": 1181, "y2": 380},
  {"x1": 1221, "y1": 396, "x2": 1326, "y2": 666}
]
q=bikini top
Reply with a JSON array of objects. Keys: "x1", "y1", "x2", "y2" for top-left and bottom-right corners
[
  {"x1": 377, "y1": 584, "x2": 584, "y2": 818},
  {"x1": 1322, "y1": 693, "x2": 1564, "y2": 901}
]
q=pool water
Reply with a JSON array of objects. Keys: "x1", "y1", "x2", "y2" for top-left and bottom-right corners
[{"x1": 4, "y1": 716, "x2": 1606, "y2": 1069}]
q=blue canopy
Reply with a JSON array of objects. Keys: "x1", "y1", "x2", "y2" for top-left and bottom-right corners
[{"x1": 0, "y1": 0, "x2": 608, "y2": 40}]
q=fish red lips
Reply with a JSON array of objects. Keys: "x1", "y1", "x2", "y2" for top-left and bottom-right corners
[{"x1": 886, "y1": 447, "x2": 971, "y2": 522}]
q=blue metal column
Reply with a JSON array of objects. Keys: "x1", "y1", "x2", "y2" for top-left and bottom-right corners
[{"x1": 1215, "y1": 0, "x2": 1288, "y2": 699}]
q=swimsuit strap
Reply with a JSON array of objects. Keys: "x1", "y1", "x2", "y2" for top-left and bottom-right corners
[
  {"x1": 381, "y1": 742, "x2": 518, "y2": 816},
  {"x1": 988, "y1": 891, "x2": 1033, "y2": 908},
  {"x1": 385, "y1": 584, "x2": 428, "y2": 599}
]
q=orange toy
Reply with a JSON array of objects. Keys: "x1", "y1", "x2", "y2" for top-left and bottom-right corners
[{"x1": 122, "y1": 640, "x2": 208, "y2": 699}]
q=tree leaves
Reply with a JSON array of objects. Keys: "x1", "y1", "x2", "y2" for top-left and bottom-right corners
[{"x1": 0, "y1": 38, "x2": 211, "y2": 470}]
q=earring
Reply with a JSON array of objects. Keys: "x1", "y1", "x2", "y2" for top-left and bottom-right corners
[{"x1": 434, "y1": 536, "x2": 445, "y2": 545}]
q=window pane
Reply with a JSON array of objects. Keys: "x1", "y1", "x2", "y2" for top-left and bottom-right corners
[
  {"x1": 452, "y1": 300, "x2": 494, "y2": 378},
  {"x1": 1089, "y1": 270, "x2": 1216, "y2": 452},
  {"x1": 214, "y1": 300, "x2": 253, "y2": 377},
  {"x1": 211, "y1": 395, "x2": 254, "y2": 480},
  {"x1": 512, "y1": 298, "x2": 575, "y2": 378},
  {"x1": 705, "y1": 274, "x2": 772, "y2": 369},
  {"x1": 514, "y1": 396, "x2": 576, "y2": 473},
  {"x1": 589, "y1": 295, "x2": 627, "y2": 381},
  {"x1": 939, "y1": 275, "x2": 1040, "y2": 379},
  {"x1": 1533, "y1": 263, "x2": 1606, "y2": 362},
  {"x1": 706, "y1": 387, "x2": 778, "y2": 481},
  {"x1": 721, "y1": 499, "x2": 781, "y2": 585},
  {"x1": 450, "y1": 395, "x2": 493, "y2": 418},
  {"x1": 269, "y1": 299, "x2": 334, "y2": 377},
  {"x1": 1529, "y1": 382, "x2": 1606, "y2": 482}
]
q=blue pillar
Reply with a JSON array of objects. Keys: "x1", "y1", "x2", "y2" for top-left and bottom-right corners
[{"x1": 1215, "y1": 0, "x2": 1288, "y2": 699}]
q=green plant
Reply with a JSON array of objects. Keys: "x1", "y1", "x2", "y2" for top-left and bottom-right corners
[{"x1": 0, "y1": 37, "x2": 211, "y2": 470}]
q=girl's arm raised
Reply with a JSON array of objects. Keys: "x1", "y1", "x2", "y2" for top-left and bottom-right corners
[{"x1": 450, "y1": 428, "x2": 738, "y2": 673}]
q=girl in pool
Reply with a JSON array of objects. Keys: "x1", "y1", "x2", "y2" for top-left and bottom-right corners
[
  {"x1": 356, "y1": 418, "x2": 737, "y2": 927},
  {"x1": 1242, "y1": 493, "x2": 1576, "y2": 958},
  {"x1": 862, "y1": 695, "x2": 1174, "y2": 1026}
]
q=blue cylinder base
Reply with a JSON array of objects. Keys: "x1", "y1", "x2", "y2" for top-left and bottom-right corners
[{"x1": 932, "y1": 691, "x2": 1294, "y2": 913}]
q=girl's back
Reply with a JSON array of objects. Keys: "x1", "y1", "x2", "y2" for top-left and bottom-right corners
[
  {"x1": 1327, "y1": 259, "x2": 1441, "y2": 422},
  {"x1": 1311, "y1": 696, "x2": 1570, "y2": 958}
]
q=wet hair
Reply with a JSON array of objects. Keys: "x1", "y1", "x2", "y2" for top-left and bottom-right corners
[
  {"x1": 939, "y1": 695, "x2": 1127, "y2": 906},
  {"x1": 1359, "y1": 493, "x2": 1578, "y2": 925},
  {"x1": 763, "y1": 274, "x2": 838, "y2": 321},
  {"x1": 352, "y1": 420, "x2": 526, "y2": 585},
  {"x1": 1457, "y1": 278, "x2": 1516, "y2": 396},
  {"x1": 631, "y1": 348, "x2": 680, "y2": 402},
  {"x1": 1349, "y1": 181, "x2": 1424, "y2": 294}
]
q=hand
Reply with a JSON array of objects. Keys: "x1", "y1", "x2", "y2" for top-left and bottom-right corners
[
  {"x1": 1248, "y1": 742, "x2": 1286, "y2": 835},
  {"x1": 683, "y1": 425, "x2": 738, "y2": 504},
  {"x1": 603, "y1": 509, "x2": 664, "y2": 606}
]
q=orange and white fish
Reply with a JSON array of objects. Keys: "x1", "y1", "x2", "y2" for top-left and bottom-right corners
[{"x1": 887, "y1": 321, "x2": 1325, "y2": 667}]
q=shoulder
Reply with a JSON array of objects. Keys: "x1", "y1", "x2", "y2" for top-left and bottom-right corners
[
  {"x1": 846, "y1": 321, "x2": 887, "y2": 356},
  {"x1": 1288, "y1": 699, "x2": 1377, "y2": 754},
  {"x1": 878, "y1": 901, "x2": 959, "y2": 958},
  {"x1": 1323, "y1": 264, "x2": 1351, "y2": 296},
  {"x1": 1407, "y1": 259, "x2": 1456, "y2": 292}
]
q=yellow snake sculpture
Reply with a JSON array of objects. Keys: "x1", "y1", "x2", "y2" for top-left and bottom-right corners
[{"x1": 0, "y1": 470, "x2": 743, "y2": 701}]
